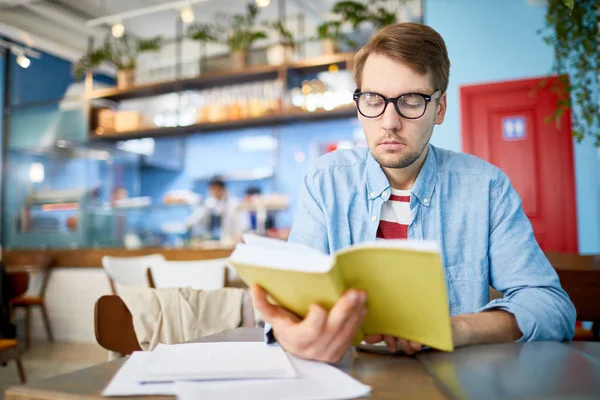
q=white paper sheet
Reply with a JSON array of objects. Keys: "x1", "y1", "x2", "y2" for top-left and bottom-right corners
[
  {"x1": 139, "y1": 342, "x2": 297, "y2": 383},
  {"x1": 174, "y1": 355, "x2": 372, "y2": 400},
  {"x1": 103, "y1": 352, "x2": 174, "y2": 396}
]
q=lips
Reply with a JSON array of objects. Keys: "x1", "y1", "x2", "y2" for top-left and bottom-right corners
[{"x1": 378, "y1": 140, "x2": 405, "y2": 151}]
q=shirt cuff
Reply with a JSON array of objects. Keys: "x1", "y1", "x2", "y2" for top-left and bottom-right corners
[{"x1": 476, "y1": 299, "x2": 537, "y2": 342}]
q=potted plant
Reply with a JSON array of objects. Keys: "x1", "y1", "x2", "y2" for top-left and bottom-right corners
[
  {"x1": 188, "y1": 3, "x2": 267, "y2": 70},
  {"x1": 73, "y1": 33, "x2": 162, "y2": 89},
  {"x1": 317, "y1": 20, "x2": 346, "y2": 55},
  {"x1": 265, "y1": 21, "x2": 296, "y2": 65},
  {"x1": 317, "y1": 0, "x2": 397, "y2": 55}
]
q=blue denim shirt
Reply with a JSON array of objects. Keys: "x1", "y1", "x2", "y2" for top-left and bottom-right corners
[{"x1": 265, "y1": 144, "x2": 575, "y2": 343}]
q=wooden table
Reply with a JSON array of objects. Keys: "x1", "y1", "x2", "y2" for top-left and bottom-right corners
[
  {"x1": 5, "y1": 328, "x2": 600, "y2": 400},
  {"x1": 4, "y1": 328, "x2": 445, "y2": 400}
]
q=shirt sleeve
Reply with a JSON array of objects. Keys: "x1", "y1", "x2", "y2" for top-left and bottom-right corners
[
  {"x1": 263, "y1": 170, "x2": 329, "y2": 344},
  {"x1": 477, "y1": 173, "x2": 576, "y2": 342},
  {"x1": 286, "y1": 170, "x2": 330, "y2": 253}
]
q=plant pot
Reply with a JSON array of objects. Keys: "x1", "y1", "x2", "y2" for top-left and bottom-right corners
[
  {"x1": 231, "y1": 51, "x2": 248, "y2": 70},
  {"x1": 117, "y1": 69, "x2": 135, "y2": 89},
  {"x1": 322, "y1": 39, "x2": 338, "y2": 56},
  {"x1": 266, "y1": 44, "x2": 294, "y2": 66}
]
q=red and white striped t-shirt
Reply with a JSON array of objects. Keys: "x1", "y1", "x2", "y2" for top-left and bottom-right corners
[{"x1": 376, "y1": 189, "x2": 412, "y2": 240}]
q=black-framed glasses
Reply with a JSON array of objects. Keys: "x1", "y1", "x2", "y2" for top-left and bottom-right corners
[{"x1": 353, "y1": 90, "x2": 442, "y2": 119}]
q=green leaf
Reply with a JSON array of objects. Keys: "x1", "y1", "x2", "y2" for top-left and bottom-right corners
[
  {"x1": 562, "y1": 0, "x2": 574, "y2": 10},
  {"x1": 541, "y1": 0, "x2": 599, "y2": 146}
]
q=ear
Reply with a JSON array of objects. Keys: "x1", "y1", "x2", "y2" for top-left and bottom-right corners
[{"x1": 434, "y1": 92, "x2": 447, "y2": 125}]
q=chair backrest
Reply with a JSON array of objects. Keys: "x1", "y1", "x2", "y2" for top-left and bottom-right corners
[
  {"x1": 555, "y1": 269, "x2": 600, "y2": 322},
  {"x1": 4, "y1": 255, "x2": 53, "y2": 298},
  {"x1": 8, "y1": 272, "x2": 30, "y2": 299},
  {"x1": 148, "y1": 258, "x2": 228, "y2": 291},
  {"x1": 102, "y1": 254, "x2": 166, "y2": 294},
  {"x1": 94, "y1": 295, "x2": 141, "y2": 355}
]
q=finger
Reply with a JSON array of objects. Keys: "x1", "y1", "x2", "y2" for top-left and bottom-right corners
[
  {"x1": 384, "y1": 335, "x2": 397, "y2": 353},
  {"x1": 364, "y1": 334, "x2": 384, "y2": 344},
  {"x1": 321, "y1": 290, "x2": 365, "y2": 347},
  {"x1": 398, "y1": 339, "x2": 415, "y2": 355},
  {"x1": 409, "y1": 341, "x2": 423, "y2": 353},
  {"x1": 274, "y1": 304, "x2": 327, "y2": 356},
  {"x1": 327, "y1": 290, "x2": 366, "y2": 330},
  {"x1": 250, "y1": 284, "x2": 297, "y2": 324},
  {"x1": 307, "y1": 290, "x2": 364, "y2": 361},
  {"x1": 322, "y1": 306, "x2": 367, "y2": 362},
  {"x1": 297, "y1": 304, "x2": 328, "y2": 344}
]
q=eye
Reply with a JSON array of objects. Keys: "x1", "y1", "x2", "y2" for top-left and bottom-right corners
[
  {"x1": 399, "y1": 94, "x2": 425, "y2": 108},
  {"x1": 361, "y1": 93, "x2": 384, "y2": 107}
]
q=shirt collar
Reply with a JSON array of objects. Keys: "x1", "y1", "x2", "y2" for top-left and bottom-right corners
[
  {"x1": 366, "y1": 151, "x2": 390, "y2": 199},
  {"x1": 410, "y1": 145, "x2": 438, "y2": 207},
  {"x1": 366, "y1": 144, "x2": 438, "y2": 206}
]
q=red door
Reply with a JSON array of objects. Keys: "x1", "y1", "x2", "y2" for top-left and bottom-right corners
[{"x1": 461, "y1": 76, "x2": 578, "y2": 253}]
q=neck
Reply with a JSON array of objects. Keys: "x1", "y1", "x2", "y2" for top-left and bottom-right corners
[{"x1": 382, "y1": 146, "x2": 429, "y2": 190}]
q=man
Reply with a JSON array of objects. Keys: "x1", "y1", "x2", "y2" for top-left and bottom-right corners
[
  {"x1": 243, "y1": 186, "x2": 275, "y2": 233},
  {"x1": 251, "y1": 22, "x2": 576, "y2": 363},
  {"x1": 187, "y1": 176, "x2": 247, "y2": 244}
]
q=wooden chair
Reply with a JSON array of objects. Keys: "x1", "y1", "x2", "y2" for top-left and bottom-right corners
[
  {"x1": 555, "y1": 268, "x2": 600, "y2": 341},
  {"x1": 94, "y1": 295, "x2": 141, "y2": 356},
  {"x1": 7, "y1": 255, "x2": 53, "y2": 349},
  {"x1": 146, "y1": 259, "x2": 229, "y2": 290},
  {"x1": 94, "y1": 290, "x2": 256, "y2": 357},
  {"x1": 1, "y1": 271, "x2": 29, "y2": 383},
  {"x1": 102, "y1": 254, "x2": 165, "y2": 294}
]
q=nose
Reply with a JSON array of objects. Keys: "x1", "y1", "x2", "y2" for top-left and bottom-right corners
[{"x1": 380, "y1": 101, "x2": 403, "y2": 131}]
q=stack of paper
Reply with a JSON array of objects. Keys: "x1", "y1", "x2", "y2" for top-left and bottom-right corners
[
  {"x1": 102, "y1": 342, "x2": 371, "y2": 400},
  {"x1": 139, "y1": 342, "x2": 297, "y2": 382}
]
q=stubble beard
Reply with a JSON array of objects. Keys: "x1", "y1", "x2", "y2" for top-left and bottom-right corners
[{"x1": 371, "y1": 125, "x2": 433, "y2": 169}]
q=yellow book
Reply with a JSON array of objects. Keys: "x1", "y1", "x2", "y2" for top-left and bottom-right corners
[{"x1": 229, "y1": 235, "x2": 453, "y2": 352}]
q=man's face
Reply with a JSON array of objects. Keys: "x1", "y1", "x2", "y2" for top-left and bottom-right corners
[
  {"x1": 357, "y1": 53, "x2": 447, "y2": 169},
  {"x1": 209, "y1": 185, "x2": 226, "y2": 200}
]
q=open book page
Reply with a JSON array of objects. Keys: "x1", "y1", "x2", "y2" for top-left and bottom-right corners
[
  {"x1": 339, "y1": 239, "x2": 440, "y2": 255},
  {"x1": 231, "y1": 237, "x2": 332, "y2": 273},
  {"x1": 242, "y1": 234, "x2": 328, "y2": 259}
]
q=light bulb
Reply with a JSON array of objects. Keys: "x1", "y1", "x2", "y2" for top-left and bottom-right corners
[
  {"x1": 16, "y1": 54, "x2": 31, "y2": 69},
  {"x1": 29, "y1": 163, "x2": 44, "y2": 183},
  {"x1": 112, "y1": 22, "x2": 125, "y2": 38},
  {"x1": 181, "y1": 6, "x2": 195, "y2": 23},
  {"x1": 256, "y1": 0, "x2": 270, "y2": 7}
]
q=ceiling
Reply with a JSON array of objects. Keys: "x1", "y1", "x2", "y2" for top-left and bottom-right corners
[
  {"x1": 0, "y1": 0, "x2": 421, "y2": 76},
  {"x1": 0, "y1": 0, "x2": 332, "y2": 56}
]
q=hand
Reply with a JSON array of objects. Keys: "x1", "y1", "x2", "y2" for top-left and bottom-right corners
[
  {"x1": 363, "y1": 334, "x2": 423, "y2": 355},
  {"x1": 250, "y1": 284, "x2": 367, "y2": 363},
  {"x1": 363, "y1": 314, "x2": 493, "y2": 355}
]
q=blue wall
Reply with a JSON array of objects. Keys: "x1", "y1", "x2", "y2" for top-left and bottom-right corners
[
  {"x1": 140, "y1": 120, "x2": 360, "y2": 229},
  {"x1": 425, "y1": 0, "x2": 600, "y2": 254}
]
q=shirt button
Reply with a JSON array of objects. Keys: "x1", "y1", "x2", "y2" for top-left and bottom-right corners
[
  {"x1": 382, "y1": 190, "x2": 388, "y2": 197},
  {"x1": 371, "y1": 216, "x2": 377, "y2": 222},
  {"x1": 369, "y1": 192, "x2": 375, "y2": 198},
  {"x1": 423, "y1": 198, "x2": 430, "y2": 205}
]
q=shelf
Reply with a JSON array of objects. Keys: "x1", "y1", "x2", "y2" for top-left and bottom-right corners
[
  {"x1": 90, "y1": 106, "x2": 357, "y2": 141},
  {"x1": 87, "y1": 53, "x2": 354, "y2": 103}
]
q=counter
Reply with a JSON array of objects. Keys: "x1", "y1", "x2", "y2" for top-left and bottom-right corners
[{"x1": 3, "y1": 247, "x2": 235, "y2": 268}]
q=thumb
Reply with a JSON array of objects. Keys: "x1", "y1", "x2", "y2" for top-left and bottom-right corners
[
  {"x1": 250, "y1": 284, "x2": 292, "y2": 323},
  {"x1": 364, "y1": 334, "x2": 384, "y2": 344}
]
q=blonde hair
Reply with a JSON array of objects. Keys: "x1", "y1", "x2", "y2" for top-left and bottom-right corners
[{"x1": 353, "y1": 23, "x2": 450, "y2": 92}]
